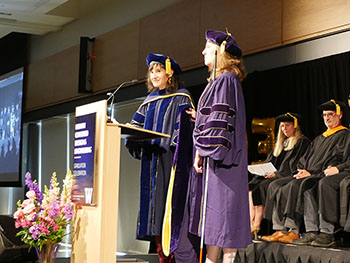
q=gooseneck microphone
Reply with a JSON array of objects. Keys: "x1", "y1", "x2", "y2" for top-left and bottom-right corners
[{"x1": 107, "y1": 79, "x2": 138, "y2": 123}]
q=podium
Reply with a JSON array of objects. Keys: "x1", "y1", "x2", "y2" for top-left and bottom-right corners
[{"x1": 71, "y1": 100, "x2": 169, "y2": 263}]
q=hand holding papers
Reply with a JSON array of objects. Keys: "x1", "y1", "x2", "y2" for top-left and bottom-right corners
[{"x1": 248, "y1": 162, "x2": 277, "y2": 176}]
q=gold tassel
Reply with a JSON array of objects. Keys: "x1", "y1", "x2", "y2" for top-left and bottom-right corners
[
  {"x1": 220, "y1": 28, "x2": 231, "y2": 54},
  {"x1": 331, "y1": 99, "x2": 341, "y2": 115},
  {"x1": 286, "y1": 112, "x2": 298, "y2": 128},
  {"x1": 220, "y1": 40, "x2": 227, "y2": 54},
  {"x1": 165, "y1": 57, "x2": 172, "y2": 75}
]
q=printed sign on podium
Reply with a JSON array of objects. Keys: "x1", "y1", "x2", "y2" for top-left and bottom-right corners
[{"x1": 72, "y1": 112, "x2": 96, "y2": 205}]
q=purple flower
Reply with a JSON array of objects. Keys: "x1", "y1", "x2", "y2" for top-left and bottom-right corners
[
  {"x1": 30, "y1": 213, "x2": 38, "y2": 222},
  {"x1": 17, "y1": 171, "x2": 75, "y2": 247},
  {"x1": 25, "y1": 172, "x2": 43, "y2": 203},
  {"x1": 29, "y1": 225, "x2": 40, "y2": 240},
  {"x1": 48, "y1": 200, "x2": 60, "y2": 218},
  {"x1": 63, "y1": 204, "x2": 74, "y2": 220},
  {"x1": 50, "y1": 177, "x2": 54, "y2": 189}
]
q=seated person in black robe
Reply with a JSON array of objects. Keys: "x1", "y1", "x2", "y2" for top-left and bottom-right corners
[
  {"x1": 249, "y1": 113, "x2": 310, "y2": 239},
  {"x1": 290, "y1": 101, "x2": 350, "y2": 247},
  {"x1": 262, "y1": 100, "x2": 349, "y2": 244},
  {"x1": 340, "y1": 175, "x2": 350, "y2": 232}
]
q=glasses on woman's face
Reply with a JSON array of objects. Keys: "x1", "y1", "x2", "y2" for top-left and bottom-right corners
[{"x1": 321, "y1": 112, "x2": 336, "y2": 118}]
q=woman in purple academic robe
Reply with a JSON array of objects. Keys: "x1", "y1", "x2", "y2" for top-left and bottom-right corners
[
  {"x1": 191, "y1": 30, "x2": 252, "y2": 263},
  {"x1": 127, "y1": 53, "x2": 194, "y2": 263}
]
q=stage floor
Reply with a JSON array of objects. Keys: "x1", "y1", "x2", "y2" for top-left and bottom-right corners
[
  {"x1": 235, "y1": 239, "x2": 350, "y2": 263},
  {"x1": 27, "y1": 254, "x2": 160, "y2": 263},
  {"x1": 20, "y1": 241, "x2": 350, "y2": 263}
]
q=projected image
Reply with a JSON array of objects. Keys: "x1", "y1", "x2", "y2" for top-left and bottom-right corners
[{"x1": 0, "y1": 69, "x2": 23, "y2": 185}]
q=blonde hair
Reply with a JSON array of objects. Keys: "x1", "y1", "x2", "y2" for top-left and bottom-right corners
[
  {"x1": 273, "y1": 122, "x2": 303, "y2": 157},
  {"x1": 146, "y1": 63, "x2": 183, "y2": 93},
  {"x1": 208, "y1": 45, "x2": 247, "y2": 82}
]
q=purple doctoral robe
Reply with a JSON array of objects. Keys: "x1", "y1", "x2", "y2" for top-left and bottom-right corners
[{"x1": 190, "y1": 72, "x2": 252, "y2": 248}]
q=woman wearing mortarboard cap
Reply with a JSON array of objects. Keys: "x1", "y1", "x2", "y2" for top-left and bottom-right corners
[
  {"x1": 126, "y1": 53, "x2": 195, "y2": 263},
  {"x1": 190, "y1": 29, "x2": 251, "y2": 263},
  {"x1": 249, "y1": 113, "x2": 310, "y2": 242}
]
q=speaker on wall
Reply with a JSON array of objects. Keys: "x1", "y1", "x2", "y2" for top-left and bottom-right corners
[{"x1": 78, "y1": 37, "x2": 95, "y2": 93}]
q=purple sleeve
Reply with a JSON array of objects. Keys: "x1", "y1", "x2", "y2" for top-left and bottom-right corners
[
  {"x1": 170, "y1": 95, "x2": 194, "y2": 147},
  {"x1": 130, "y1": 103, "x2": 147, "y2": 128},
  {"x1": 194, "y1": 74, "x2": 243, "y2": 165}
]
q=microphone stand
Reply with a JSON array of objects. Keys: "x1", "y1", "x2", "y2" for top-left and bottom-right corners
[{"x1": 106, "y1": 79, "x2": 137, "y2": 123}]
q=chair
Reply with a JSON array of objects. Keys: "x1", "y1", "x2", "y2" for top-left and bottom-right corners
[{"x1": 0, "y1": 215, "x2": 37, "y2": 262}]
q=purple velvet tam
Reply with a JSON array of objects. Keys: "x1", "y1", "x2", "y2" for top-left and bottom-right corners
[
  {"x1": 205, "y1": 29, "x2": 242, "y2": 58},
  {"x1": 146, "y1": 52, "x2": 182, "y2": 74}
]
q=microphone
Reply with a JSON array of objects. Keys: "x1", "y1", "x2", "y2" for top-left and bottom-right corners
[{"x1": 107, "y1": 79, "x2": 138, "y2": 123}]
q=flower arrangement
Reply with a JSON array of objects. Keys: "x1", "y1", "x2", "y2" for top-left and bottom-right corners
[{"x1": 13, "y1": 170, "x2": 74, "y2": 251}]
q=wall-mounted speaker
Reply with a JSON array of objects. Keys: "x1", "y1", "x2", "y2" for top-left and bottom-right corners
[{"x1": 78, "y1": 37, "x2": 95, "y2": 93}]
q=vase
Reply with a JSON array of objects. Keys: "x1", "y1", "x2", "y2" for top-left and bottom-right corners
[{"x1": 35, "y1": 243, "x2": 60, "y2": 263}]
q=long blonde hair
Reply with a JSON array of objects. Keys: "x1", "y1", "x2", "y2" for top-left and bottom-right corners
[
  {"x1": 208, "y1": 45, "x2": 247, "y2": 82},
  {"x1": 273, "y1": 122, "x2": 303, "y2": 157}
]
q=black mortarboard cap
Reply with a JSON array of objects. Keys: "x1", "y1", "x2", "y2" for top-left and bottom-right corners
[
  {"x1": 319, "y1": 99, "x2": 347, "y2": 115},
  {"x1": 275, "y1": 112, "x2": 302, "y2": 128}
]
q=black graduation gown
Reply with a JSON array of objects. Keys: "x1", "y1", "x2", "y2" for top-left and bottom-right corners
[
  {"x1": 295, "y1": 129, "x2": 350, "y2": 221},
  {"x1": 249, "y1": 136, "x2": 310, "y2": 206},
  {"x1": 340, "y1": 175, "x2": 350, "y2": 231},
  {"x1": 269, "y1": 129, "x2": 349, "y2": 223}
]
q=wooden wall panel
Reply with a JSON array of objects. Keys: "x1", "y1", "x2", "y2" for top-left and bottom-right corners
[
  {"x1": 200, "y1": 0, "x2": 283, "y2": 55},
  {"x1": 24, "y1": 0, "x2": 350, "y2": 112},
  {"x1": 283, "y1": 0, "x2": 350, "y2": 43},
  {"x1": 92, "y1": 21, "x2": 140, "y2": 92},
  {"x1": 25, "y1": 59, "x2": 56, "y2": 111},
  {"x1": 138, "y1": 0, "x2": 201, "y2": 78},
  {"x1": 52, "y1": 46, "x2": 80, "y2": 102},
  {"x1": 25, "y1": 22, "x2": 139, "y2": 111},
  {"x1": 25, "y1": 45, "x2": 80, "y2": 111}
]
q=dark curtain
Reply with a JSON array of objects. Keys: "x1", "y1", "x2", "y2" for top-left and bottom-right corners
[{"x1": 243, "y1": 51, "x2": 350, "y2": 163}]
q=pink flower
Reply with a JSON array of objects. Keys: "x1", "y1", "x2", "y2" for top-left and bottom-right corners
[
  {"x1": 22, "y1": 203, "x2": 35, "y2": 214},
  {"x1": 26, "y1": 190, "x2": 36, "y2": 199},
  {"x1": 44, "y1": 216, "x2": 52, "y2": 222},
  {"x1": 13, "y1": 210, "x2": 24, "y2": 219},
  {"x1": 16, "y1": 218, "x2": 31, "y2": 228},
  {"x1": 14, "y1": 171, "x2": 74, "y2": 247},
  {"x1": 21, "y1": 199, "x2": 33, "y2": 208},
  {"x1": 49, "y1": 220, "x2": 59, "y2": 232},
  {"x1": 15, "y1": 220, "x2": 21, "y2": 228},
  {"x1": 39, "y1": 223, "x2": 50, "y2": 235}
]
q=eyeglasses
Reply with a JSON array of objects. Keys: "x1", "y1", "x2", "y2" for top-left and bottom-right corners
[{"x1": 321, "y1": 112, "x2": 336, "y2": 118}]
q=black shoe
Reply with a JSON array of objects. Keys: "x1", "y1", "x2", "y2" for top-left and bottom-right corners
[
  {"x1": 311, "y1": 233, "x2": 335, "y2": 247},
  {"x1": 290, "y1": 231, "x2": 319, "y2": 245}
]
